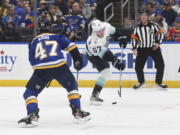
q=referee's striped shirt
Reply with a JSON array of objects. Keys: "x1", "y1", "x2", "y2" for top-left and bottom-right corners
[{"x1": 131, "y1": 21, "x2": 164, "y2": 49}]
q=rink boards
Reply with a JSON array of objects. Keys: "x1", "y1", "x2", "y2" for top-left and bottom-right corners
[{"x1": 0, "y1": 42, "x2": 179, "y2": 87}]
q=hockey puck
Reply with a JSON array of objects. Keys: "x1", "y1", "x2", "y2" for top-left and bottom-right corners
[{"x1": 112, "y1": 102, "x2": 117, "y2": 105}]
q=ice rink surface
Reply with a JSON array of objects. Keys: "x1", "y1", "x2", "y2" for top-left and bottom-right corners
[{"x1": 0, "y1": 87, "x2": 180, "y2": 135}]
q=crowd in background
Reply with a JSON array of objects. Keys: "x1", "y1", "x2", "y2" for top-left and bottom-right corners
[
  {"x1": 142, "y1": 0, "x2": 180, "y2": 41},
  {"x1": 0, "y1": 0, "x2": 180, "y2": 42},
  {"x1": 0, "y1": 0, "x2": 97, "y2": 42}
]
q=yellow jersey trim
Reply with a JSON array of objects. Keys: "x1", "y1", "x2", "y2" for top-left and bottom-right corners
[
  {"x1": 67, "y1": 45, "x2": 77, "y2": 52},
  {"x1": 33, "y1": 61, "x2": 66, "y2": 69}
]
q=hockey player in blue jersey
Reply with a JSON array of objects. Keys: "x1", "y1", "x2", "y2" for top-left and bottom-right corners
[{"x1": 18, "y1": 26, "x2": 90, "y2": 127}]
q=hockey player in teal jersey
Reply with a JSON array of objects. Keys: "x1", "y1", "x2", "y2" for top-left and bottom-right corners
[
  {"x1": 86, "y1": 19, "x2": 127, "y2": 105},
  {"x1": 18, "y1": 27, "x2": 90, "y2": 128}
]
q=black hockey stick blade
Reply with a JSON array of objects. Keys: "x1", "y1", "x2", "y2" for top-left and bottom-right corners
[{"x1": 118, "y1": 86, "x2": 122, "y2": 97}]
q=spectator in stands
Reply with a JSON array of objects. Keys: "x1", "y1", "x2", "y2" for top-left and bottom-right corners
[
  {"x1": 51, "y1": 16, "x2": 69, "y2": 35},
  {"x1": 86, "y1": 0, "x2": 97, "y2": 17},
  {"x1": 38, "y1": 10, "x2": 51, "y2": 33},
  {"x1": 144, "y1": 0, "x2": 166, "y2": 5},
  {"x1": 2, "y1": 5, "x2": 19, "y2": 28},
  {"x1": 113, "y1": 17, "x2": 134, "y2": 43},
  {"x1": 0, "y1": 20, "x2": 5, "y2": 41},
  {"x1": 1, "y1": 0, "x2": 10, "y2": 17},
  {"x1": 28, "y1": 0, "x2": 38, "y2": 9},
  {"x1": 68, "y1": 0, "x2": 76, "y2": 9},
  {"x1": 15, "y1": 0, "x2": 26, "y2": 18},
  {"x1": 162, "y1": 2, "x2": 177, "y2": 26},
  {"x1": 9, "y1": 0, "x2": 17, "y2": 5},
  {"x1": 0, "y1": 7, "x2": 3, "y2": 29},
  {"x1": 65, "y1": 2, "x2": 86, "y2": 41},
  {"x1": 0, "y1": 7, "x2": 3, "y2": 19},
  {"x1": 47, "y1": 4, "x2": 63, "y2": 25},
  {"x1": 172, "y1": 0, "x2": 180, "y2": 13},
  {"x1": 3, "y1": 21, "x2": 20, "y2": 42},
  {"x1": 166, "y1": 17, "x2": 180, "y2": 41},
  {"x1": 17, "y1": 2, "x2": 34, "y2": 28},
  {"x1": 16, "y1": 2, "x2": 35, "y2": 42},
  {"x1": 79, "y1": 0, "x2": 92, "y2": 20},
  {"x1": 117, "y1": 17, "x2": 133, "y2": 42},
  {"x1": 37, "y1": 0, "x2": 49, "y2": 16},
  {"x1": 150, "y1": 9, "x2": 168, "y2": 36},
  {"x1": 54, "y1": 0, "x2": 69, "y2": 15},
  {"x1": 145, "y1": 2, "x2": 155, "y2": 17},
  {"x1": 175, "y1": 0, "x2": 180, "y2": 4},
  {"x1": 143, "y1": 0, "x2": 165, "y2": 9},
  {"x1": 164, "y1": 0, "x2": 175, "y2": 5}
]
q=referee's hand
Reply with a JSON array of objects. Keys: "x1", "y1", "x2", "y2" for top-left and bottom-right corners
[
  {"x1": 153, "y1": 43, "x2": 160, "y2": 50},
  {"x1": 132, "y1": 49, "x2": 138, "y2": 56}
]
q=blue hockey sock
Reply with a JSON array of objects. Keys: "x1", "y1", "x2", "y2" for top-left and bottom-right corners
[
  {"x1": 23, "y1": 89, "x2": 39, "y2": 115},
  {"x1": 68, "y1": 90, "x2": 81, "y2": 109},
  {"x1": 25, "y1": 96, "x2": 38, "y2": 115}
]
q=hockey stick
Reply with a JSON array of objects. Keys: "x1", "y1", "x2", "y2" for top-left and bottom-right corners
[
  {"x1": 117, "y1": 47, "x2": 124, "y2": 97},
  {"x1": 46, "y1": 80, "x2": 52, "y2": 88},
  {"x1": 76, "y1": 70, "x2": 79, "y2": 91},
  {"x1": 76, "y1": 70, "x2": 79, "y2": 81}
]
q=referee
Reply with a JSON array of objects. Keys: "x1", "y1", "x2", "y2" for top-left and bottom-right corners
[{"x1": 131, "y1": 9, "x2": 167, "y2": 89}]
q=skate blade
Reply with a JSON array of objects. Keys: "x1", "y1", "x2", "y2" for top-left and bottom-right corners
[
  {"x1": 155, "y1": 86, "x2": 168, "y2": 91},
  {"x1": 89, "y1": 100, "x2": 103, "y2": 106},
  {"x1": 18, "y1": 121, "x2": 38, "y2": 128},
  {"x1": 133, "y1": 84, "x2": 146, "y2": 89},
  {"x1": 74, "y1": 116, "x2": 91, "y2": 124}
]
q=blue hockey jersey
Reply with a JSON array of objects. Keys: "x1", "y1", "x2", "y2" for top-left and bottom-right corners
[{"x1": 29, "y1": 33, "x2": 77, "y2": 69}]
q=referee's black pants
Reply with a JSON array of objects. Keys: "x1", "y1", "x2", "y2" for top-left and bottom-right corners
[{"x1": 135, "y1": 48, "x2": 165, "y2": 84}]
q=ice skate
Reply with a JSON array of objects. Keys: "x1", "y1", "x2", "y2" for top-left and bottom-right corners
[
  {"x1": 133, "y1": 83, "x2": 145, "y2": 89},
  {"x1": 156, "y1": 83, "x2": 168, "y2": 90},
  {"x1": 18, "y1": 109, "x2": 39, "y2": 128},
  {"x1": 90, "y1": 92, "x2": 103, "y2": 105},
  {"x1": 70, "y1": 104, "x2": 91, "y2": 123}
]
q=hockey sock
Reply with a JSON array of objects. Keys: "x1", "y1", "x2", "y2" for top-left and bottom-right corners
[
  {"x1": 92, "y1": 84, "x2": 103, "y2": 94},
  {"x1": 25, "y1": 96, "x2": 38, "y2": 115},
  {"x1": 23, "y1": 89, "x2": 39, "y2": 115},
  {"x1": 68, "y1": 90, "x2": 81, "y2": 109},
  {"x1": 93, "y1": 68, "x2": 111, "y2": 94}
]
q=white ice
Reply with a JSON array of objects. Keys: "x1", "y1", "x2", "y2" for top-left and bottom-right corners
[{"x1": 0, "y1": 87, "x2": 180, "y2": 135}]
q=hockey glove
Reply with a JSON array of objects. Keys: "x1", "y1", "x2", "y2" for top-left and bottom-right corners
[
  {"x1": 69, "y1": 47, "x2": 84, "y2": 71},
  {"x1": 73, "y1": 57, "x2": 83, "y2": 71},
  {"x1": 118, "y1": 36, "x2": 128, "y2": 48},
  {"x1": 112, "y1": 58, "x2": 125, "y2": 70}
]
